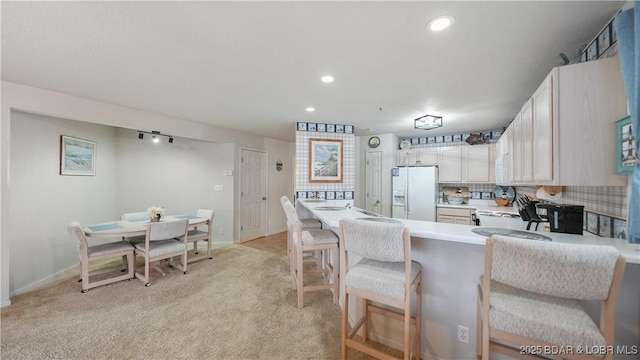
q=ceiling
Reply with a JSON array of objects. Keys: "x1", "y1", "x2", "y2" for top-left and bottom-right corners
[{"x1": 1, "y1": 1, "x2": 625, "y2": 142}]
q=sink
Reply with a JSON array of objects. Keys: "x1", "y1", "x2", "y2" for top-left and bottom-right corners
[
  {"x1": 472, "y1": 227, "x2": 552, "y2": 241},
  {"x1": 302, "y1": 199, "x2": 327, "y2": 203},
  {"x1": 356, "y1": 209, "x2": 381, "y2": 216},
  {"x1": 314, "y1": 206, "x2": 347, "y2": 211},
  {"x1": 357, "y1": 217, "x2": 402, "y2": 224}
]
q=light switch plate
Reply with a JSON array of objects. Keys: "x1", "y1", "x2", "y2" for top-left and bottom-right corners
[{"x1": 214, "y1": 185, "x2": 223, "y2": 191}]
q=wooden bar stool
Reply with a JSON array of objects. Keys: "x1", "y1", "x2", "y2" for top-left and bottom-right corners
[{"x1": 339, "y1": 218, "x2": 421, "y2": 360}]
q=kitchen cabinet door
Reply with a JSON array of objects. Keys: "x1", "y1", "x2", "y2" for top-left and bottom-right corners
[
  {"x1": 520, "y1": 99, "x2": 534, "y2": 182},
  {"x1": 439, "y1": 147, "x2": 462, "y2": 182},
  {"x1": 437, "y1": 215, "x2": 455, "y2": 223},
  {"x1": 454, "y1": 217, "x2": 473, "y2": 225},
  {"x1": 532, "y1": 72, "x2": 553, "y2": 182},
  {"x1": 415, "y1": 148, "x2": 438, "y2": 165},
  {"x1": 465, "y1": 145, "x2": 492, "y2": 183},
  {"x1": 397, "y1": 149, "x2": 416, "y2": 166},
  {"x1": 512, "y1": 112, "x2": 523, "y2": 183}
]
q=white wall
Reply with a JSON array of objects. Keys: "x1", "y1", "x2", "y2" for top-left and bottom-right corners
[
  {"x1": 114, "y1": 128, "x2": 235, "y2": 241},
  {"x1": 1, "y1": 81, "x2": 294, "y2": 305},
  {"x1": 9, "y1": 112, "x2": 120, "y2": 295}
]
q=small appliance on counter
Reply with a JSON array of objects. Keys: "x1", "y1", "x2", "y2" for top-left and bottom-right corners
[
  {"x1": 443, "y1": 186, "x2": 469, "y2": 204},
  {"x1": 536, "y1": 204, "x2": 584, "y2": 235},
  {"x1": 514, "y1": 194, "x2": 546, "y2": 231}
]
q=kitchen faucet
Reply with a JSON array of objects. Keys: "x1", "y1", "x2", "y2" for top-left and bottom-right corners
[{"x1": 345, "y1": 203, "x2": 351, "y2": 209}]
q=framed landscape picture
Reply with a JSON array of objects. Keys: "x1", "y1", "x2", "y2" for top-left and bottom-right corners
[
  {"x1": 309, "y1": 138, "x2": 343, "y2": 183},
  {"x1": 60, "y1": 135, "x2": 96, "y2": 175},
  {"x1": 616, "y1": 116, "x2": 637, "y2": 174}
]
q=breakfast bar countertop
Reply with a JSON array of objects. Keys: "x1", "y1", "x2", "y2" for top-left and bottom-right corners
[{"x1": 297, "y1": 199, "x2": 640, "y2": 264}]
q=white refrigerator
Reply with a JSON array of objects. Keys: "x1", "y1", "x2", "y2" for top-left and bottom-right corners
[{"x1": 392, "y1": 166, "x2": 438, "y2": 221}]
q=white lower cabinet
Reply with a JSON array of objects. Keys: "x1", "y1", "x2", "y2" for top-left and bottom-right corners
[{"x1": 437, "y1": 207, "x2": 475, "y2": 225}]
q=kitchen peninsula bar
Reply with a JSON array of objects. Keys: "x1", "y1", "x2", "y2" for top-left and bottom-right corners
[{"x1": 297, "y1": 199, "x2": 640, "y2": 360}]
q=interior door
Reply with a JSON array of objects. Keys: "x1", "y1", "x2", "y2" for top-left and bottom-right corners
[
  {"x1": 365, "y1": 151, "x2": 382, "y2": 214},
  {"x1": 240, "y1": 149, "x2": 267, "y2": 242}
]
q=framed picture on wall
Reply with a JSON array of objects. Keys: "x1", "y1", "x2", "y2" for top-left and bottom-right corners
[
  {"x1": 60, "y1": 135, "x2": 96, "y2": 176},
  {"x1": 309, "y1": 138, "x2": 343, "y2": 183},
  {"x1": 616, "y1": 116, "x2": 637, "y2": 174}
]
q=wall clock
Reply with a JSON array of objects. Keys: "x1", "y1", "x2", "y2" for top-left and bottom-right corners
[{"x1": 368, "y1": 136, "x2": 381, "y2": 148}]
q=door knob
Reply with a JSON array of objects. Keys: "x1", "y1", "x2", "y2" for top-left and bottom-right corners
[{"x1": 262, "y1": 197, "x2": 267, "y2": 200}]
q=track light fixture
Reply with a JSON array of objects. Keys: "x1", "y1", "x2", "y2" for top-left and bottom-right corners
[{"x1": 137, "y1": 130, "x2": 175, "y2": 144}]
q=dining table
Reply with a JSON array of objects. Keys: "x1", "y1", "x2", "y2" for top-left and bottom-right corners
[{"x1": 83, "y1": 214, "x2": 208, "y2": 238}]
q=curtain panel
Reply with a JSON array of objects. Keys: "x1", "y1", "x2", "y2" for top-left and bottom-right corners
[{"x1": 615, "y1": 2, "x2": 640, "y2": 244}]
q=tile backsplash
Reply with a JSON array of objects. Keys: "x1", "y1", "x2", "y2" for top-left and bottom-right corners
[{"x1": 515, "y1": 185, "x2": 629, "y2": 239}]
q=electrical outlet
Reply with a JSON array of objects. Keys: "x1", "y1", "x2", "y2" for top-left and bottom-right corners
[
  {"x1": 218, "y1": 228, "x2": 224, "y2": 235},
  {"x1": 458, "y1": 325, "x2": 469, "y2": 343}
]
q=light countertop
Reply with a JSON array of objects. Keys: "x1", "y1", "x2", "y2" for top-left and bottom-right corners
[
  {"x1": 437, "y1": 199, "x2": 519, "y2": 214},
  {"x1": 297, "y1": 199, "x2": 640, "y2": 264}
]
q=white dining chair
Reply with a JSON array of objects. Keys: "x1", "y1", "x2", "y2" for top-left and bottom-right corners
[
  {"x1": 175, "y1": 209, "x2": 215, "y2": 263},
  {"x1": 134, "y1": 219, "x2": 189, "y2": 286},
  {"x1": 67, "y1": 222, "x2": 135, "y2": 293}
]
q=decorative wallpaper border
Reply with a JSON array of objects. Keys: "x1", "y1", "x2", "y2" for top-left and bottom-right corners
[
  {"x1": 296, "y1": 191, "x2": 354, "y2": 200},
  {"x1": 401, "y1": 129, "x2": 502, "y2": 147},
  {"x1": 297, "y1": 122, "x2": 354, "y2": 134},
  {"x1": 584, "y1": 210, "x2": 628, "y2": 239}
]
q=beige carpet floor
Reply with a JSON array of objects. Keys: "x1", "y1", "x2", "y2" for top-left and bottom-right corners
[{"x1": 1, "y1": 245, "x2": 396, "y2": 359}]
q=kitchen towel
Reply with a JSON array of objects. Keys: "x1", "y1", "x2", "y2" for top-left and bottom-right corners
[{"x1": 615, "y1": 4, "x2": 639, "y2": 244}]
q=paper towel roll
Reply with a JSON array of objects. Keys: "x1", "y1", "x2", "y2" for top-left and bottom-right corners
[{"x1": 536, "y1": 187, "x2": 563, "y2": 201}]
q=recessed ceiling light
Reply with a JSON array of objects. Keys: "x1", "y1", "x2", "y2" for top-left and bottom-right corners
[
  {"x1": 305, "y1": 107, "x2": 315, "y2": 112},
  {"x1": 321, "y1": 75, "x2": 335, "y2": 83},
  {"x1": 428, "y1": 15, "x2": 454, "y2": 32}
]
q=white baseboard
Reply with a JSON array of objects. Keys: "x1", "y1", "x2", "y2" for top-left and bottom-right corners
[{"x1": 12, "y1": 263, "x2": 78, "y2": 298}]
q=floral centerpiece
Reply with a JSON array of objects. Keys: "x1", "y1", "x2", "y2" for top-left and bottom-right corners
[{"x1": 147, "y1": 206, "x2": 165, "y2": 222}]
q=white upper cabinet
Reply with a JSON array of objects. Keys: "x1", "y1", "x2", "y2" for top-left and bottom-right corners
[
  {"x1": 396, "y1": 147, "x2": 438, "y2": 167},
  {"x1": 505, "y1": 57, "x2": 628, "y2": 186},
  {"x1": 531, "y1": 73, "x2": 554, "y2": 182},
  {"x1": 465, "y1": 145, "x2": 494, "y2": 183},
  {"x1": 415, "y1": 148, "x2": 438, "y2": 166},
  {"x1": 397, "y1": 145, "x2": 495, "y2": 183},
  {"x1": 438, "y1": 147, "x2": 463, "y2": 182}
]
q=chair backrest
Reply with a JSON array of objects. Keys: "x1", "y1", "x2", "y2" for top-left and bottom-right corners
[
  {"x1": 67, "y1": 221, "x2": 87, "y2": 258},
  {"x1": 196, "y1": 209, "x2": 215, "y2": 222},
  {"x1": 488, "y1": 235, "x2": 623, "y2": 300},
  {"x1": 339, "y1": 218, "x2": 407, "y2": 262},
  {"x1": 121, "y1": 212, "x2": 148, "y2": 221},
  {"x1": 147, "y1": 219, "x2": 189, "y2": 241},
  {"x1": 280, "y1": 195, "x2": 290, "y2": 208},
  {"x1": 282, "y1": 200, "x2": 300, "y2": 228}
]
